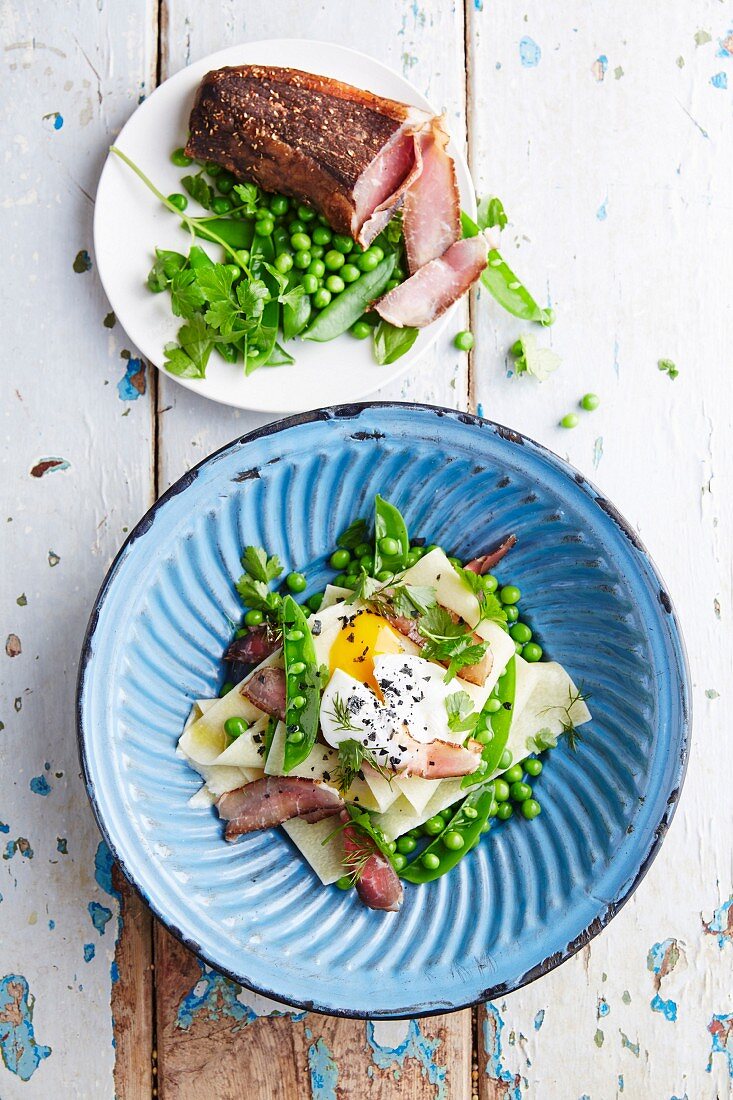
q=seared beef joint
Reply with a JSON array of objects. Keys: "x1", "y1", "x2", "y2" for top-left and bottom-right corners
[{"x1": 185, "y1": 65, "x2": 434, "y2": 246}]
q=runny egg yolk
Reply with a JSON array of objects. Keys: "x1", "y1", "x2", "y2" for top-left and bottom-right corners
[{"x1": 328, "y1": 610, "x2": 404, "y2": 691}]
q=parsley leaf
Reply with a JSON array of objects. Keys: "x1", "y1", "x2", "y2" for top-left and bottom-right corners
[
  {"x1": 237, "y1": 278, "x2": 270, "y2": 320},
  {"x1": 477, "y1": 195, "x2": 508, "y2": 231},
  {"x1": 391, "y1": 584, "x2": 437, "y2": 619},
  {"x1": 241, "y1": 546, "x2": 283, "y2": 584},
  {"x1": 445, "y1": 690, "x2": 478, "y2": 733},
  {"x1": 418, "y1": 605, "x2": 490, "y2": 682},
  {"x1": 170, "y1": 268, "x2": 206, "y2": 318},
  {"x1": 163, "y1": 345, "x2": 204, "y2": 378},
  {"x1": 456, "y1": 567, "x2": 507, "y2": 626},
  {"x1": 232, "y1": 182, "x2": 260, "y2": 216},
  {"x1": 164, "y1": 314, "x2": 213, "y2": 378},
  {"x1": 147, "y1": 248, "x2": 187, "y2": 292},
  {"x1": 658, "y1": 358, "x2": 679, "y2": 380},
  {"x1": 196, "y1": 263, "x2": 236, "y2": 304},
  {"x1": 337, "y1": 518, "x2": 369, "y2": 550},
  {"x1": 510, "y1": 333, "x2": 561, "y2": 382},
  {"x1": 181, "y1": 173, "x2": 213, "y2": 210}
]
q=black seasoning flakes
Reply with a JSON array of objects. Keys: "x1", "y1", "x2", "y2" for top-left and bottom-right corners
[{"x1": 311, "y1": 620, "x2": 322, "y2": 636}]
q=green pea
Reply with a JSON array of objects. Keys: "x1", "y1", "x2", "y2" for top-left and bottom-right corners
[
  {"x1": 500, "y1": 585, "x2": 521, "y2": 605},
  {"x1": 312, "y1": 226, "x2": 332, "y2": 245},
  {"x1": 167, "y1": 192, "x2": 188, "y2": 211},
  {"x1": 581, "y1": 393, "x2": 600, "y2": 411},
  {"x1": 287, "y1": 729, "x2": 304, "y2": 743},
  {"x1": 217, "y1": 175, "x2": 234, "y2": 194},
  {"x1": 510, "y1": 622, "x2": 532, "y2": 644},
  {"x1": 494, "y1": 779, "x2": 510, "y2": 802},
  {"x1": 485, "y1": 697, "x2": 502, "y2": 713},
  {"x1": 302, "y1": 274, "x2": 319, "y2": 295},
  {"x1": 354, "y1": 542, "x2": 372, "y2": 559},
  {"x1": 335, "y1": 875, "x2": 352, "y2": 890},
  {"x1": 297, "y1": 204, "x2": 316, "y2": 222},
  {"x1": 396, "y1": 835, "x2": 417, "y2": 854},
  {"x1": 211, "y1": 196, "x2": 233, "y2": 215},
  {"x1": 370, "y1": 246, "x2": 384, "y2": 261},
  {"x1": 224, "y1": 716, "x2": 249, "y2": 739},
  {"x1": 235, "y1": 249, "x2": 250, "y2": 267},
  {"x1": 474, "y1": 728, "x2": 492, "y2": 746},
  {"x1": 341, "y1": 263, "x2": 360, "y2": 283},
  {"x1": 464, "y1": 806, "x2": 478, "y2": 819},
  {"x1": 521, "y1": 799, "x2": 542, "y2": 820},
  {"x1": 388, "y1": 841, "x2": 397, "y2": 853},
  {"x1": 290, "y1": 232, "x2": 311, "y2": 251},
  {"x1": 275, "y1": 253, "x2": 293, "y2": 274},
  {"x1": 330, "y1": 548, "x2": 351, "y2": 570},
  {"x1": 481, "y1": 573, "x2": 498, "y2": 593},
  {"x1": 171, "y1": 147, "x2": 192, "y2": 167},
  {"x1": 392, "y1": 852, "x2": 407, "y2": 871},
  {"x1": 454, "y1": 330, "x2": 474, "y2": 351},
  {"x1": 244, "y1": 608, "x2": 264, "y2": 627},
  {"x1": 410, "y1": 544, "x2": 426, "y2": 558},
  {"x1": 219, "y1": 680, "x2": 234, "y2": 697},
  {"x1": 331, "y1": 234, "x2": 352, "y2": 254},
  {"x1": 560, "y1": 413, "x2": 579, "y2": 429},
  {"x1": 405, "y1": 549, "x2": 420, "y2": 567},
  {"x1": 254, "y1": 217, "x2": 274, "y2": 236},
  {"x1": 206, "y1": 163, "x2": 222, "y2": 176},
  {"x1": 443, "y1": 831, "x2": 464, "y2": 851},
  {"x1": 269, "y1": 195, "x2": 290, "y2": 216},
  {"x1": 423, "y1": 816, "x2": 445, "y2": 837},
  {"x1": 307, "y1": 259, "x2": 326, "y2": 278},
  {"x1": 291, "y1": 695, "x2": 306, "y2": 710},
  {"x1": 324, "y1": 249, "x2": 345, "y2": 271},
  {"x1": 289, "y1": 663, "x2": 306, "y2": 677},
  {"x1": 332, "y1": 573, "x2": 348, "y2": 587},
  {"x1": 504, "y1": 605, "x2": 519, "y2": 622},
  {"x1": 286, "y1": 572, "x2": 307, "y2": 593},
  {"x1": 393, "y1": 265, "x2": 406, "y2": 280},
  {"x1": 440, "y1": 807, "x2": 454, "y2": 820},
  {"x1": 311, "y1": 245, "x2": 324, "y2": 259},
  {"x1": 498, "y1": 749, "x2": 513, "y2": 770},
  {"x1": 359, "y1": 554, "x2": 374, "y2": 572},
  {"x1": 288, "y1": 219, "x2": 306, "y2": 234},
  {"x1": 294, "y1": 249, "x2": 312, "y2": 269},
  {"x1": 424, "y1": 544, "x2": 438, "y2": 553},
  {"x1": 496, "y1": 802, "x2": 514, "y2": 821},
  {"x1": 523, "y1": 642, "x2": 543, "y2": 663},
  {"x1": 510, "y1": 781, "x2": 532, "y2": 803},
  {"x1": 407, "y1": 828, "x2": 422, "y2": 839},
  {"x1": 525, "y1": 758, "x2": 543, "y2": 777},
  {"x1": 313, "y1": 288, "x2": 332, "y2": 309},
  {"x1": 286, "y1": 629, "x2": 304, "y2": 642},
  {"x1": 307, "y1": 593, "x2": 323, "y2": 612},
  {"x1": 422, "y1": 852, "x2": 441, "y2": 870},
  {"x1": 350, "y1": 320, "x2": 371, "y2": 339},
  {"x1": 325, "y1": 274, "x2": 345, "y2": 294},
  {"x1": 488, "y1": 799, "x2": 499, "y2": 818},
  {"x1": 225, "y1": 264, "x2": 241, "y2": 281},
  {"x1": 385, "y1": 278, "x2": 400, "y2": 291},
  {"x1": 375, "y1": 569, "x2": 393, "y2": 583},
  {"x1": 379, "y1": 536, "x2": 400, "y2": 557},
  {"x1": 356, "y1": 249, "x2": 380, "y2": 272},
  {"x1": 504, "y1": 765, "x2": 524, "y2": 784}
]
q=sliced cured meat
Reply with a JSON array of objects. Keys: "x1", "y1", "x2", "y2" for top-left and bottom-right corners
[
  {"x1": 464, "y1": 535, "x2": 517, "y2": 575},
  {"x1": 403, "y1": 119, "x2": 460, "y2": 272},
  {"x1": 376, "y1": 234, "x2": 490, "y2": 329},
  {"x1": 185, "y1": 65, "x2": 432, "y2": 242},
  {"x1": 340, "y1": 811, "x2": 403, "y2": 911},
  {"x1": 392, "y1": 733, "x2": 483, "y2": 779},
  {"x1": 217, "y1": 777, "x2": 343, "y2": 839},
  {"x1": 224, "y1": 625, "x2": 281, "y2": 665},
  {"x1": 241, "y1": 665, "x2": 286, "y2": 720}
]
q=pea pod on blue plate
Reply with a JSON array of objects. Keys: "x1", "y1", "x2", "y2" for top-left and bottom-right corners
[
  {"x1": 461, "y1": 655, "x2": 517, "y2": 788},
  {"x1": 302, "y1": 253, "x2": 396, "y2": 342},
  {"x1": 373, "y1": 495, "x2": 409, "y2": 577},
  {"x1": 281, "y1": 595, "x2": 321, "y2": 773},
  {"x1": 400, "y1": 784, "x2": 494, "y2": 883}
]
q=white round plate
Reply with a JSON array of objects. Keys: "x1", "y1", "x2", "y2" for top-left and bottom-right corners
[{"x1": 94, "y1": 39, "x2": 475, "y2": 413}]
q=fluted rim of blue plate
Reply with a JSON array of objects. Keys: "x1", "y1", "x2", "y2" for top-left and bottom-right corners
[{"x1": 76, "y1": 402, "x2": 691, "y2": 1018}]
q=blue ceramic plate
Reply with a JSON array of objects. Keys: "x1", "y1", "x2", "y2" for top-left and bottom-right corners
[{"x1": 77, "y1": 404, "x2": 690, "y2": 1018}]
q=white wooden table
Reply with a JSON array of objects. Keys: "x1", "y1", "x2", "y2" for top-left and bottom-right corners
[{"x1": 2, "y1": 2, "x2": 732, "y2": 1097}]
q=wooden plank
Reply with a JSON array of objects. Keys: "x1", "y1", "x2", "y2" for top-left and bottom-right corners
[
  {"x1": 112, "y1": 870, "x2": 154, "y2": 1099},
  {"x1": 152, "y1": 3, "x2": 473, "y2": 1098},
  {"x1": 468, "y1": 3, "x2": 733, "y2": 1098},
  {"x1": 0, "y1": 1, "x2": 156, "y2": 1096}
]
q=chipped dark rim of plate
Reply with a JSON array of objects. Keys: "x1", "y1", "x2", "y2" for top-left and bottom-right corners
[{"x1": 76, "y1": 402, "x2": 691, "y2": 1019}]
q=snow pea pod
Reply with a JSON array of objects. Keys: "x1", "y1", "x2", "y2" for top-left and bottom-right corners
[
  {"x1": 461, "y1": 211, "x2": 553, "y2": 325},
  {"x1": 188, "y1": 244, "x2": 215, "y2": 274},
  {"x1": 264, "y1": 341, "x2": 295, "y2": 367},
  {"x1": 302, "y1": 253, "x2": 396, "y2": 342},
  {"x1": 400, "y1": 784, "x2": 494, "y2": 883},
  {"x1": 281, "y1": 596, "x2": 321, "y2": 773},
  {"x1": 282, "y1": 272, "x2": 311, "y2": 339},
  {"x1": 461, "y1": 655, "x2": 517, "y2": 788},
  {"x1": 193, "y1": 218, "x2": 253, "y2": 250},
  {"x1": 373, "y1": 495, "x2": 409, "y2": 576}
]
